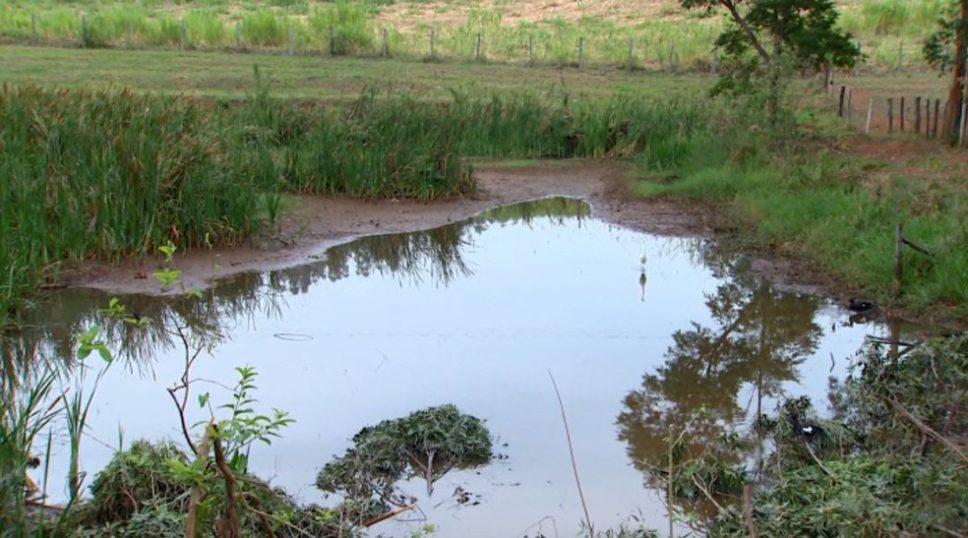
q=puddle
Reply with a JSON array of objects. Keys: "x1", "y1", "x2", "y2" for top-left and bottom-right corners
[{"x1": 4, "y1": 197, "x2": 893, "y2": 536}]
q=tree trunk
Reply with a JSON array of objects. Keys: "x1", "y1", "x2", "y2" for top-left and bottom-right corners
[{"x1": 943, "y1": 0, "x2": 968, "y2": 141}]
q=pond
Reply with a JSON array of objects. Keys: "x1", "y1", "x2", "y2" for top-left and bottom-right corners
[{"x1": 7, "y1": 197, "x2": 890, "y2": 536}]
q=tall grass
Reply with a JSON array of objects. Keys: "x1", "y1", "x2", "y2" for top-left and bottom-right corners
[{"x1": 0, "y1": 81, "x2": 707, "y2": 324}]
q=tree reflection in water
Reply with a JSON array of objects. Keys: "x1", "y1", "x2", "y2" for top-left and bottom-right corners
[
  {"x1": 0, "y1": 197, "x2": 590, "y2": 383},
  {"x1": 616, "y1": 251, "x2": 823, "y2": 523}
]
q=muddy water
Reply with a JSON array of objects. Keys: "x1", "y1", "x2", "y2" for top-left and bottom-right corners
[{"x1": 11, "y1": 197, "x2": 888, "y2": 536}]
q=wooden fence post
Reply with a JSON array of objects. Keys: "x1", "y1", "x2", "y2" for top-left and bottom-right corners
[
  {"x1": 578, "y1": 36, "x2": 584, "y2": 68},
  {"x1": 933, "y1": 99, "x2": 941, "y2": 137},
  {"x1": 475, "y1": 32, "x2": 482, "y2": 61},
  {"x1": 887, "y1": 98, "x2": 894, "y2": 133},
  {"x1": 846, "y1": 87, "x2": 853, "y2": 122},
  {"x1": 914, "y1": 96, "x2": 922, "y2": 133},
  {"x1": 838, "y1": 85, "x2": 846, "y2": 117},
  {"x1": 900, "y1": 96, "x2": 905, "y2": 132},
  {"x1": 381, "y1": 28, "x2": 388, "y2": 58},
  {"x1": 865, "y1": 97, "x2": 874, "y2": 134},
  {"x1": 80, "y1": 15, "x2": 87, "y2": 47}
]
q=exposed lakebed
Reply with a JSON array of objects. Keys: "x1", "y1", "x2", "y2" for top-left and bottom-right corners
[{"x1": 11, "y1": 197, "x2": 889, "y2": 536}]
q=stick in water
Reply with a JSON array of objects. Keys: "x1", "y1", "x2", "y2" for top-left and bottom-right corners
[{"x1": 548, "y1": 371, "x2": 594, "y2": 536}]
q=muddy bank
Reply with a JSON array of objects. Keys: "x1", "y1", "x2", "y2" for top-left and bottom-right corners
[{"x1": 64, "y1": 159, "x2": 864, "y2": 307}]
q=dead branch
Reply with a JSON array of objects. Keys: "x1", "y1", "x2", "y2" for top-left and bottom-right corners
[
  {"x1": 885, "y1": 397, "x2": 968, "y2": 465},
  {"x1": 931, "y1": 524, "x2": 966, "y2": 538},
  {"x1": 742, "y1": 485, "x2": 758, "y2": 538},
  {"x1": 363, "y1": 503, "x2": 416, "y2": 527},
  {"x1": 689, "y1": 475, "x2": 725, "y2": 513},
  {"x1": 803, "y1": 442, "x2": 837, "y2": 480}
]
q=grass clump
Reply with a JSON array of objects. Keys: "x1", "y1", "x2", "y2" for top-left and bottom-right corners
[{"x1": 316, "y1": 404, "x2": 493, "y2": 524}]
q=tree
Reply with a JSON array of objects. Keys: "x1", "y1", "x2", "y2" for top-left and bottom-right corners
[
  {"x1": 681, "y1": 0, "x2": 860, "y2": 126},
  {"x1": 925, "y1": 0, "x2": 968, "y2": 142}
]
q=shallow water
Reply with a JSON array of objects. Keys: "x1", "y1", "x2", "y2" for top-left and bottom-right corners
[{"x1": 9, "y1": 197, "x2": 889, "y2": 536}]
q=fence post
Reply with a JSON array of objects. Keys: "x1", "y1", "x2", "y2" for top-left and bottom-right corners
[
  {"x1": 887, "y1": 98, "x2": 894, "y2": 133},
  {"x1": 578, "y1": 36, "x2": 584, "y2": 68},
  {"x1": 627, "y1": 38, "x2": 634, "y2": 70},
  {"x1": 179, "y1": 17, "x2": 186, "y2": 51},
  {"x1": 528, "y1": 34, "x2": 534, "y2": 66},
  {"x1": 381, "y1": 28, "x2": 388, "y2": 58},
  {"x1": 288, "y1": 22, "x2": 294, "y2": 56},
  {"x1": 925, "y1": 98, "x2": 931, "y2": 137},
  {"x1": 80, "y1": 15, "x2": 87, "y2": 47},
  {"x1": 838, "y1": 85, "x2": 846, "y2": 117},
  {"x1": 823, "y1": 61, "x2": 832, "y2": 92},
  {"x1": 475, "y1": 32, "x2": 482, "y2": 62},
  {"x1": 31, "y1": 14, "x2": 37, "y2": 45},
  {"x1": 914, "y1": 96, "x2": 922, "y2": 133},
  {"x1": 670, "y1": 44, "x2": 677, "y2": 71},
  {"x1": 235, "y1": 21, "x2": 241, "y2": 50},
  {"x1": 865, "y1": 97, "x2": 874, "y2": 134},
  {"x1": 933, "y1": 99, "x2": 941, "y2": 137},
  {"x1": 900, "y1": 96, "x2": 905, "y2": 132},
  {"x1": 960, "y1": 98, "x2": 967, "y2": 146},
  {"x1": 846, "y1": 87, "x2": 853, "y2": 123}
]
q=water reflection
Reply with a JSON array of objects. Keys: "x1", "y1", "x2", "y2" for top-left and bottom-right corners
[
  {"x1": 0, "y1": 197, "x2": 591, "y2": 378},
  {"x1": 616, "y1": 251, "x2": 823, "y2": 519}
]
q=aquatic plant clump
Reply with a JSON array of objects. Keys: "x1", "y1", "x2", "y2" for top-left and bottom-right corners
[{"x1": 315, "y1": 404, "x2": 493, "y2": 522}]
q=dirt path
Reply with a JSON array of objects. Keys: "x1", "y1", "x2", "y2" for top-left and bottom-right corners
[{"x1": 63, "y1": 161, "x2": 719, "y2": 294}]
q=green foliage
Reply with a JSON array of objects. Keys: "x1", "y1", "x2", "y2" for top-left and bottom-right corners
[
  {"x1": 215, "y1": 365, "x2": 295, "y2": 472},
  {"x1": 316, "y1": 404, "x2": 493, "y2": 523},
  {"x1": 87, "y1": 440, "x2": 190, "y2": 524},
  {"x1": 712, "y1": 335, "x2": 968, "y2": 536},
  {"x1": 923, "y1": 0, "x2": 961, "y2": 72}
]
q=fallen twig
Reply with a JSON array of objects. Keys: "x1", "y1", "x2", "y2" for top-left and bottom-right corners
[
  {"x1": 363, "y1": 503, "x2": 416, "y2": 527},
  {"x1": 803, "y1": 442, "x2": 837, "y2": 480},
  {"x1": 742, "y1": 485, "x2": 758, "y2": 538},
  {"x1": 690, "y1": 475, "x2": 724, "y2": 512},
  {"x1": 931, "y1": 524, "x2": 966, "y2": 538},
  {"x1": 548, "y1": 371, "x2": 594, "y2": 537},
  {"x1": 885, "y1": 397, "x2": 968, "y2": 465}
]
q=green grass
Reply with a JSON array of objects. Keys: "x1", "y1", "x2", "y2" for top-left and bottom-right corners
[
  {"x1": 0, "y1": 45, "x2": 715, "y2": 99},
  {"x1": 0, "y1": 1, "x2": 949, "y2": 70},
  {"x1": 633, "y1": 119, "x2": 968, "y2": 317}
]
